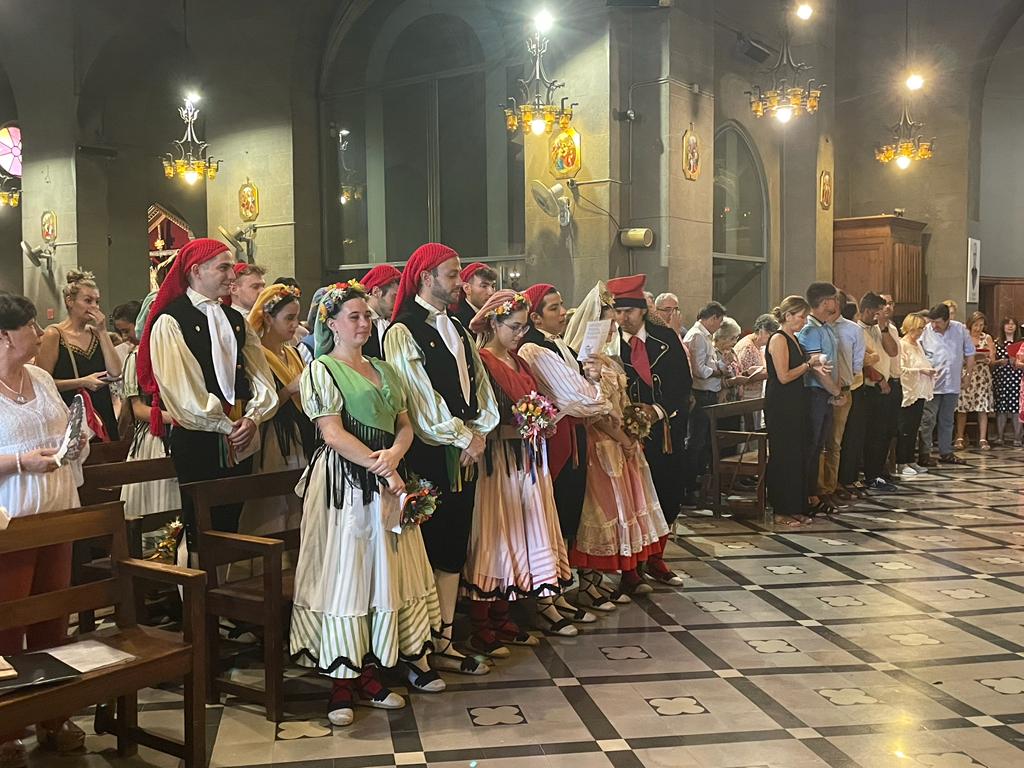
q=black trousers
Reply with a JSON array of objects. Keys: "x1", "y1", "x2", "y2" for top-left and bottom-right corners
[
  {"x1": 684, "y1": 390, "x2": 718, "y2": 492},
  {"x1": 897, "y1": 399, "x2": 925, "y2": 464},
  {"x1": 839, "y1": 386, "x2": 869, "y2": 486},
  {"x1": 553, "y1": 425, "x2": 587, "y2": 543},
  {"x1": 405, "y1": 438, "x2": 476, "y2": 574},
  {"x1": 863, "y1": 384, "x2": 892, "y2": 481},
  {"x1": 647, "y1": 415, "x2": 688, "y2": 526},
  {"x1": 170, "y1": 426, "x2": 254, "y2": 551}
]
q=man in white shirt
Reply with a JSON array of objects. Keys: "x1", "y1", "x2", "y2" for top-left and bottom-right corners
[
  {"x1": 228, "y1": 263, "x2": 267, "y2": 319},
  {"x1": 682, "y1": 301, "x2": 727, "y2": 503},
  {"x1": 136, "y1": 238, "x2": 278, "y2": 561}
]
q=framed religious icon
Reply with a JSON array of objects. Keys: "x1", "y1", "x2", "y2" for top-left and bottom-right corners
[
  {"x1": 41, "y1": 210, "x2": 57, "y2": 245},
  {"x1": 682, "y1": 125, "x2": 700, "y2": 181},
  {"x1": 819, "y1": 170, "x2": 833, "y2": 210},
  {"x1": 549, "y1": 128, "x2": 582, "y2": 179},
  {"x1": 239, "y1": 180, "x2": 260, "y2": 222}
]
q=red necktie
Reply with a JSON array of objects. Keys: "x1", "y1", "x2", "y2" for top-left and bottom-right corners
[{"x1": 629, "y1": 335, "x2": 654, "y2": 387}]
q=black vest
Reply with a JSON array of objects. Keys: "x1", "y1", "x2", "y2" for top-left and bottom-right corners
[
  {"x1": 163, "y1": 295, "x2": 253, "y2": 404},
  {"x1": 386, "y1": 301, "x2": 480, "y2": 422},
  {"x1": 363, "y1": 322, "x2": 383, "y2": 359}
]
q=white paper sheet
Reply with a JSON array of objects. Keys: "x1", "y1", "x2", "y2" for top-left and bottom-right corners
[
  {"x1": 576, "y1": 320, "x2": 611, "y2": 361},
  {"x1": 40, "y1": 640, "x2": 135, "y2": 674}
]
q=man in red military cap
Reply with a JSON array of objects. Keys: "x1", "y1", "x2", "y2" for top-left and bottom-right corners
[
  {"x1": 607, "y1": 274, "x2": 692, "y2": 585},
  {"x1": 518, "y1": 283, "x2": 616, "y2": 616},
  {"x1": 452, "y1": 262, "x2": 497, "y2": 329},
  {"x1": 359, "y1": 264, "x2": 402, "y2": 358},
  {"x1": 137, "y1": 238, "x2": 278, "y2": 562},
  {"x1": 383, "y1": 243, "x2": 499, "y2": 676}
]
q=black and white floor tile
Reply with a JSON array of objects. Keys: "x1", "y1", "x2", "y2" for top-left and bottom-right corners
[{"x1": 22, "y1": 447, "x2": 1024, "y2": 767}]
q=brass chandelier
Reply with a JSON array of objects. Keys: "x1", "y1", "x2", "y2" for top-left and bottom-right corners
[
  {"x1": 746, "y1": 7, "x2": 825, "y2": 124},
  {"x1": 875, "y1": 0, "x2": 934, "y2": 169},
  {"x1": 502, "y1": 10, "x2": 577, "y2": 136},
  {"x1": 161, "y1": 96, "x2": 221, "y2": 185}
]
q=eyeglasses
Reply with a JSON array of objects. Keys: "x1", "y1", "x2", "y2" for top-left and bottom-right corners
[
  {"x1": 501, "y1": 321, "x2": 529, "y2": 336},
  {"x1": 656, "y1": 306, "x2": 680, "y2": 315}
]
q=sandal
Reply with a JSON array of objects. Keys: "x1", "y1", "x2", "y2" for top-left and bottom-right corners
[
  {"x1": 35, "y1": 721, "x2": 85, "y2": 753},
  {"x1": 535, "y1": 610, "x2": 579, "y2": 637},
  {"x1": 430, "y1": 626, "x2": 490, "y2": 676},
  {"x1": 467, "y1": 634, "x2": 511, "y2": 659},
  {"x1": 938, "y1": 453, "x2": 967, "y2": 465},
  {"x1": 576, "y1": 571, "x2": 618, "y2": 612},
  {"x1": 488, "y1": 604, "x2": 539, "y2": 646},
  {"x1": 809, "y1": 498, "x2": 837, "y2": 517},
  {"x1": 618, "y1": 570, "x2": 652, "y2": 596},
  {"x1": 979, "y1": 440, "x2": 991, "y2": 451},
  {"x1": 327, "y1": 681, "x2": 355, "y2": 727},
  {"x1": 404, "y1": 663, "x2": 446, "y2": 693},
  {"x1": 356, "y1": 667, "x2": 405, "y2": 710},
  {"x1": 953, "y1": 438, "x2": 965, "y2": 450},
  {"x1": 554, "y1": 601, "x2": 597, "y2": 624}
]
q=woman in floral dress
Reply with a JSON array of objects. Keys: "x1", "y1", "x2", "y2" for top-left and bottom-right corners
[{"x1": 955, "y1": 311, "x2": 995, "y2": 450}]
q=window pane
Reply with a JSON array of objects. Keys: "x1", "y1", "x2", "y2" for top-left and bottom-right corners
[
  {"x1": 383, "y1": 82, "x2": 430, "y2": 260},
  {"x1": 713, "y1": 128, "x2": 765, "y2": 259},
  {"x1": 713, "y1": 258, "x2": 765, "y2": 331},
  {"x1": 438, "y1": 72, "x2": 487, "y2": 258}
]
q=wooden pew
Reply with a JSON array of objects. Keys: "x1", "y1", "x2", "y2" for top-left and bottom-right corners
[
  {"x1": 75, "y1": 457, "x2": 183, "y2": 633},
  {"x1": 0, "y1": 502, "x2": 207, "y2": 768},
  {"x1": 705, "y1": 397, "x2": 770, "y2": 526},
  {"x1": 84, "y1": 438, "x2": 133, "y2": 466},
  {"x1": 180, "y1": 468, "x2": 304, "y2": 722}
]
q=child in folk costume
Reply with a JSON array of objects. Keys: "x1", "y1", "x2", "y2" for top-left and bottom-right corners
[
  {"x1": 462, "y1": 290, "x2": 576, "y2": 651},
  {"x1": 564, "y1": 283, "x2": 670, "y2": 596},
  {"x1": 289, "y1": 281, "x2": 443, "y2": 727}
]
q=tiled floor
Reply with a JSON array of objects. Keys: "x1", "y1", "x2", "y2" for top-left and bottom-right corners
[{"x1": 24, "y1": 447, "x2": 1024, "y2": 767}]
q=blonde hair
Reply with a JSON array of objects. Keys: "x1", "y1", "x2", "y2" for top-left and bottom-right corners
[
  {"x1": 772, "y1": 295, "x2": 810, "y2": 324},
  {"x1": 943, "y1": 299, "x2": 958, "y2": 313},
  {"x1": 901, "y1": 312, "x2": 926, "y2": 336},
  {"x1": 63, "y1": 269, "x2": 98, "y2": 305}
]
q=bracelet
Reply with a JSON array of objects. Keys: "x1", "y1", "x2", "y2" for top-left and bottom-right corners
[{"x1": 15, "y1": 452, "x2": 22, "y2": 474}]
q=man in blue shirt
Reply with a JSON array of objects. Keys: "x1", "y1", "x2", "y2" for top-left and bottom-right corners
[
  {"x1": 822, "y1": 291, "x2": 865, "y2": 503},
  {"x1": 919, "y1": 303, "x2": 976, "y2": 463},
  {"x1": 798, "y1": 282, "x2": 841, "y2": 513}
]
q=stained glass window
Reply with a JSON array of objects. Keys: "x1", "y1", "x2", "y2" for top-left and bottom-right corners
[{"x1": 0, "y1": 125, "x2": 22, "y2": 178}]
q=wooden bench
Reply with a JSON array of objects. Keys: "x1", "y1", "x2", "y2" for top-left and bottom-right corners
[
  {"x1": 705, "y1": 397, "x2": 770, "y2": 526},
  {"x1": 0, "y1": 502, "x2": 207, "y2": 768},
  {"x1": 84, "y1": 438, "x2": 133, "y2": 466},
  {"x1": 180, "y1": 468, "x2": 304, "y2": 722},
  {"x1": 75, "y1": 457, "x2": 183, "y2": 633}
]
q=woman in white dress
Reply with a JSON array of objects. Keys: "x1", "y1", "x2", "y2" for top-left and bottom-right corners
[
  {"x1": 564, "y1": 283, "x2": 670, "y2": 598},
  {"x1": 0, "y1": 293, "x2": 90, "y2": 766},
  {"x1": 289, "y1": 281, "x2": 443, "y2": 728}
]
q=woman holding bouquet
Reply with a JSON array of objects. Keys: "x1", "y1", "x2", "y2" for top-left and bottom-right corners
[
  {"x1": 564, "y1": 283, "x2": 669, "y2": 599},
  {"x1": 462, "y1": 290, "x2": 575, "y2": 652},
  {"x1": 289, "y1": 281, "x2": 443, "y2": 728}
]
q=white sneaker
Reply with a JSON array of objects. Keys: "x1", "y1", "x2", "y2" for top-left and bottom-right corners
[
  {"x1": 899, "y1": 465, "x2": 918, "y2": 477},
  {"x1": 908, "y1": 462, "x2": 928, "y2": 474}
]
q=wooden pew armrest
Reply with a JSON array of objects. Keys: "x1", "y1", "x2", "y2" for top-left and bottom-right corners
[
  {"x1": 200, "y1": 530, "x2": 284, "y2": 568},
  {"x1": 116, "y1": 558, "x2": 206, "y2": 588}
]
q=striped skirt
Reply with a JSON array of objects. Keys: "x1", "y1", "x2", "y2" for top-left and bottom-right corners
[
  {"x1": 461, "y1": 438, "x2": 572, "y2": 601},
  {"x1": 289, "y1": 452, "x2": 440, "y2": 679}
]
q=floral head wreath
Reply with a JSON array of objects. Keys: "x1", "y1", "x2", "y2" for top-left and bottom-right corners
[
  {"x1": 263, "y1": 284, "x2": 302, "y2": 316},
  {"x1": 599, "y1": 286, "x2": 615, "y2": 310},
  {"x1": 494, "y1": 292, "x2": 529, "y2": 318},
  {"x1": 317, "y1": 279, "x2": 367, "y2": 323}
]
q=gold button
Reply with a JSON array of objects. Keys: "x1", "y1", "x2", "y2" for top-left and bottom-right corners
[{"x1": 237, "y1": 364, "x2": 243, "y2": 369}]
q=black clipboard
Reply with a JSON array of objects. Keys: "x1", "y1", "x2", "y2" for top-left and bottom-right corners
[{"x1": 0, "y1": 652, "x2": 81, "y2": 696}]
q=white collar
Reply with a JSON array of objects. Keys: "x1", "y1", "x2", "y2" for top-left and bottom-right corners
[
  {"x1": 622, "y1": 325, "x2": 648, "y2": 343},
  {"x1": 186, "y1": 287, "x2": 222, "y2": 308},
  {"x1": 415, "y1": 294, "x2": 446, "y2": 318}
]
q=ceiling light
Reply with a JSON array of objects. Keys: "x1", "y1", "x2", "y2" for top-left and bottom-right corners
[
  {"x1": 534, "y1": 9, "x2": 554, "y2": 34},
  {"x1": 895, "y1": 154, "x2": 912, "y2": 170},
  {"x1": 905, "y1": 73, "x2": 924, "y2": 91},
  {"x1": 775, "y1": 106, "x2": 794, "y2": 123},
  {"x1": 796, "y1": 4, "x2": 813, "y2": 20}
]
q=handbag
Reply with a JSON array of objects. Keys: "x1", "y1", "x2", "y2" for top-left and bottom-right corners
[{"x1": 59, "y1": 330, "x2": 110, "y2": 442}]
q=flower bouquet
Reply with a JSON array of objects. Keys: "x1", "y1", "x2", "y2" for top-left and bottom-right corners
[
  {"x1": 513, "y1": 391, "x2": 558, "y2": 448},
  {"x1": 148, "y1": 518, "x2": 184, "y2": 562},
  {"x1": 400, "y1": 475, "x2": 440, "y2": 528},
  {"x1": 622, "y1": 402, "x2": 653, "y2": 441}
]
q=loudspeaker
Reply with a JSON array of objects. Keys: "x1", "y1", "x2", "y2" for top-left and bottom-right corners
[{"x1": 607, "y1": 0, "x2": 670, "y2": 7}]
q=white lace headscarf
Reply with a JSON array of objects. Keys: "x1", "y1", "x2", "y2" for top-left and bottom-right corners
[{"x1": 565, "y1": 281, "x2": 621, "y2": 360}]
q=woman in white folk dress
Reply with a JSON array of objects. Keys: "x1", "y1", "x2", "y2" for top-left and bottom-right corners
[{"x1": 288, "y1": 281, "x2": 443, "y2": 727}]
